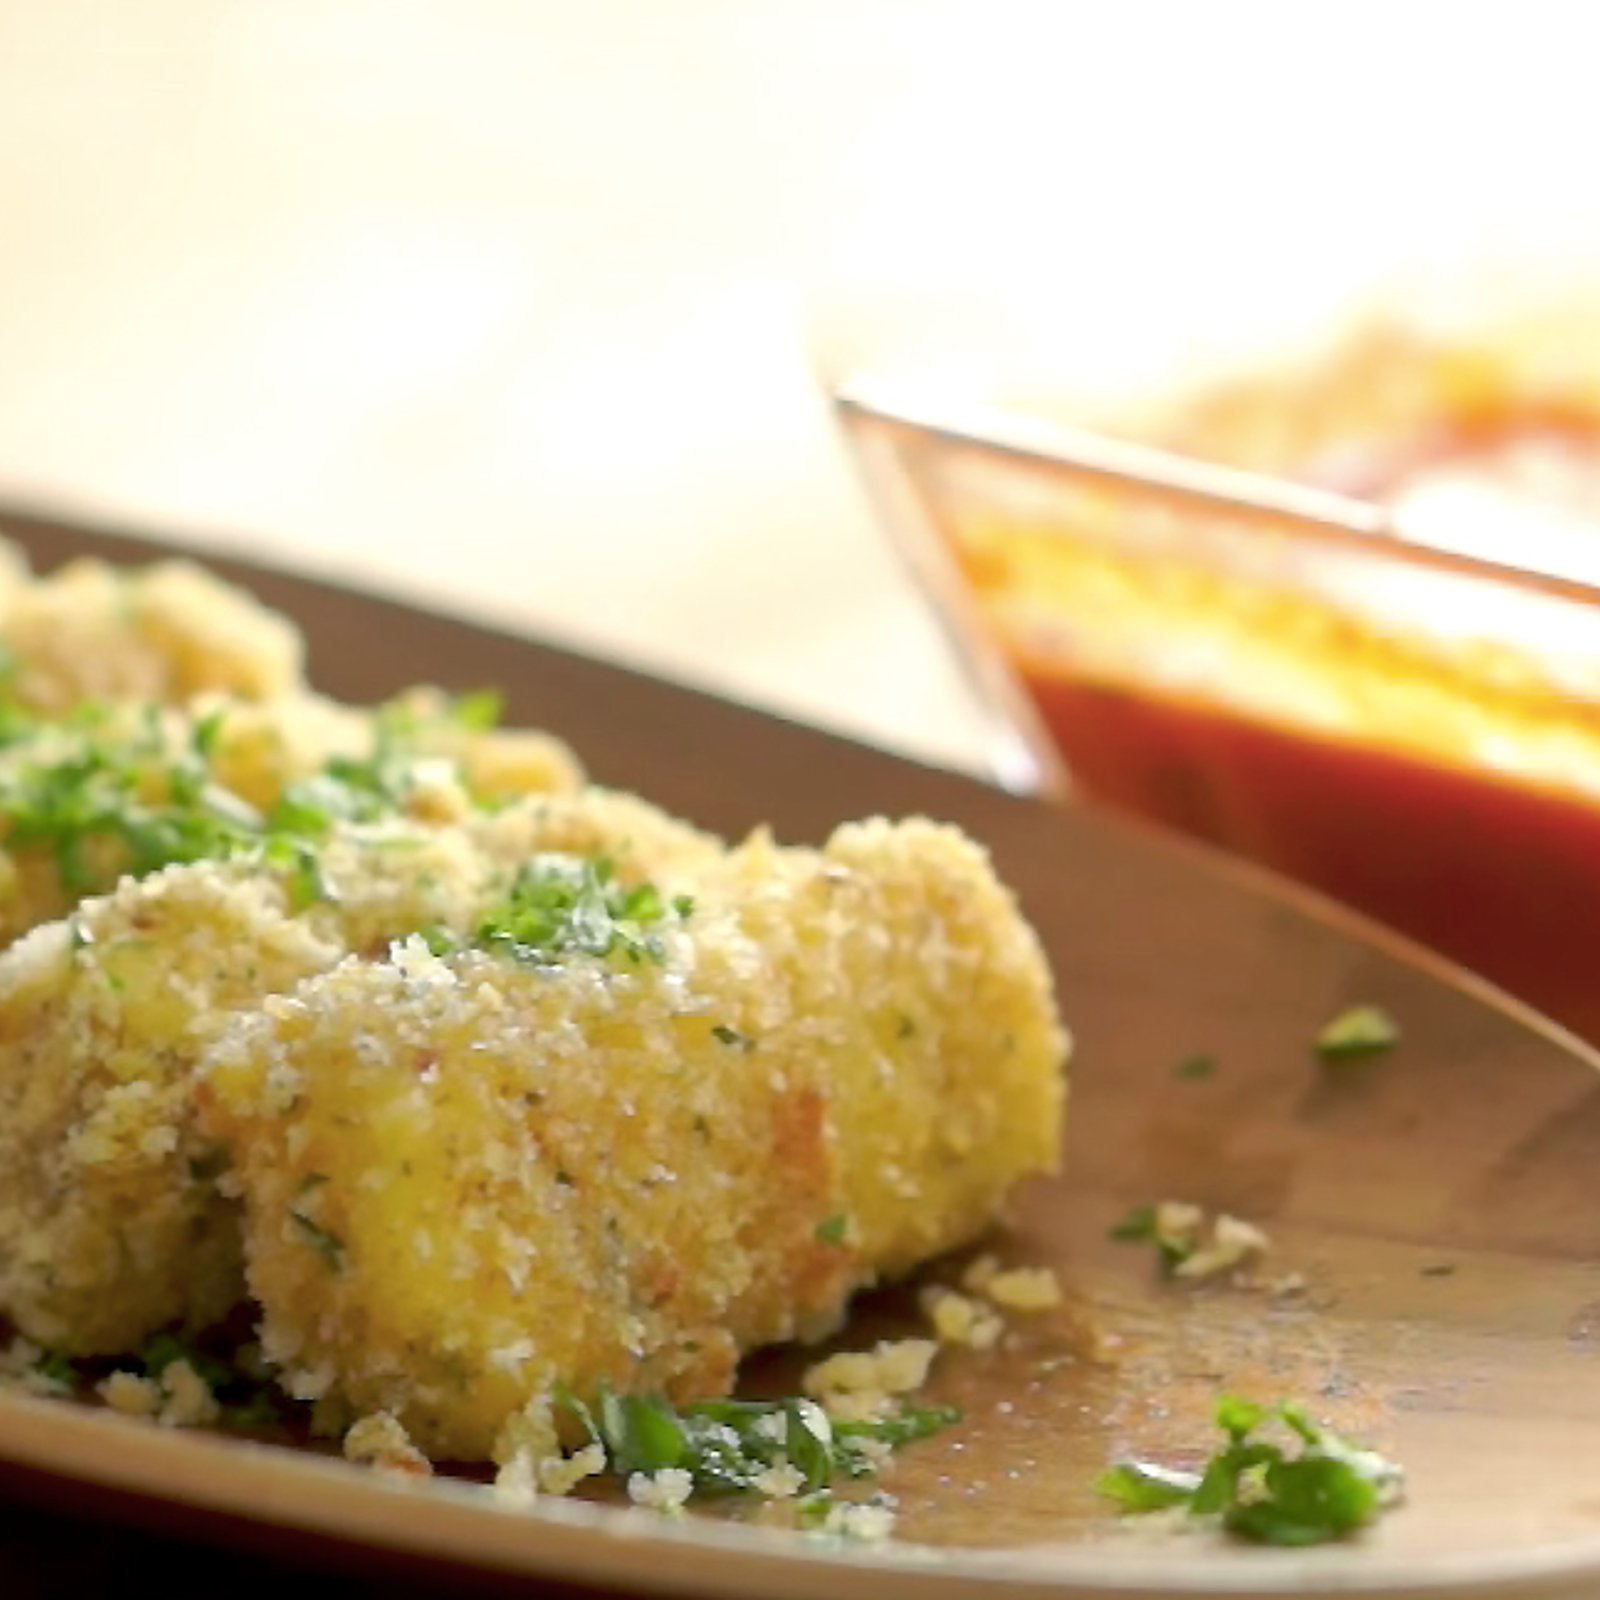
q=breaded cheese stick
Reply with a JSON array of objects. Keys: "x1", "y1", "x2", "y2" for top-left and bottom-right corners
[
  {"x1": 374, "y1": 687, "x2": 585, "y2": 809},
  {"x1": 463, "y1": 786, "x2": 722, "y2": 886},
  {"x1": 0, "y1": 790, "x2": 719, "y2": 1354},
  {"x1": 0, "y1": 693, "x2": 586, "y2": 953},
  {"x1": 196, "y1": 817, "x2": 1066, "y2": 1462},
  {"x1": 202, "y1": 692, "x2": 584, "y2": 822},
  {"x1": 0, "y1": 549, "x2": 582, "y2": 811},
  {"x1": 0, "y1": 558, "x2": 305, "y2": 710},
  {"x1": 0, "y1": 867, "x2": 336, "y2": 1352}
]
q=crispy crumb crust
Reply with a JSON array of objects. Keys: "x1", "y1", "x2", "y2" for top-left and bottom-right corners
[
  {"x1": 0, "y1": 789, "x2": 716, "y2": 1355},
  {"x1": 0, "y1": 694, "x2": 587, "y2": 955},
  {"x1": 196, "y1": 817, "x2": 1066, "y2": 1460},
  {"x1": 0, "y1": 556, "x2": 305, "y2": 711},
  {"x1": 0, "y1": 868, "x2": 333, "y2": 1351}
]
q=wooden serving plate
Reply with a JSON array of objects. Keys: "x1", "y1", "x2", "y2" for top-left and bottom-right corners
[{"x1": 2, "y1": 506, "x2": 1599, "y2": 1600}]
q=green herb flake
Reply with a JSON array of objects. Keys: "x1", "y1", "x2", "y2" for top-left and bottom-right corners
[
  {"x1": 0, "y1": 709, "x2": 418, "y2": 906},
  {"x1": 835, "y1": 1402, "x2": 959, "y2": 1451},
  {"x1": 1109, "y1": 1203, "x2": 1158, "y2": 1241},
  {"x1": 1315, "y1": 1004, "x2": 1399, "y2": 1062},
  {"x1": 218, "y1": 1389, "x2": 282, "y2": 1431},
  {"x1": 1097, "y1": 1395, "x2": 1403, "y2": 1545},
  {"x1": 129, "y1": 1334, "x2": 280, "y2": 1426},
  {"x1": 288, "y1": 1209, "x2": 346, "y2": 1270},
  {"x1": 467, "y1": 856, "x2": 685, "y2": 969},
  {"x1": 140, "y1": 1333, "x2": 236, "y2": 1393},
  {"x1": 814, "y1": 1214, "x2": 849, "y2": 1247},
  {"x1": 191, "y1": 708, "x2": 227, "y2": 760},
  {"x1": 794, "y1": 1490, "x2": 836, "y2": 1529},
  {"x1": 416, "y1": 924, "x2": 460, "y2": 957},
  {"x1": 1095, "y1": 1460, "x2": 1201, "y2": 1511},
  {"x1": 449, "y1": 688, "x2": 503, "y2": 732},
  {"x1": 711, "y1": 1024, "x2": 753, "y2": 1051},
  {"x1": 551, "y1": 1383, "x2": 957, "y2": 1505},
  {"x1": 1108, "y1": 1202, "x2": 1195, "y2": 1271},
  {"x1": 1174, "y1": 1053, "x2": 1217, "y2": 1081},
  {"x1": 265, "y1": 838, "x2": 329, "y2": 912},
  {"x1": 35, "y1": 1350, "x2": 77, "y2": 1391}
]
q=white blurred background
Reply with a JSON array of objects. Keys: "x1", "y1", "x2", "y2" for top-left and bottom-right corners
[{"x1": 0, "y1": 1, "x2": 1595, "y2": 771}]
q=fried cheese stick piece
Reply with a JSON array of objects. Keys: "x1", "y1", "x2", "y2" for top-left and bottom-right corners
[
  {"x1": 0, "y1": 547, "x2": 582, "y2": 804},
  {"x1": 0, "y1": 548, "x2": 580, "y2": 809},
  {"x1": 0, "y1": 558, "x2": 305, "y2": 710},
  {"x1": 197, "y1": 818, "x2": 1066, "y2": 1462},
  {"x1": 0, "y1": 693, "x2": 585, "y2": 953},
  {"x1": 204, "y1": 689, "x2": 584, "y2": 817},
  {"x1": 0, "y1": 791, "x2": 715, "y2": 1354}
]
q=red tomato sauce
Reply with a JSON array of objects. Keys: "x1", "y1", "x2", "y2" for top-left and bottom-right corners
[{"x1": 1023, "y1": 669, "x2": 1600, "y2": 1042}]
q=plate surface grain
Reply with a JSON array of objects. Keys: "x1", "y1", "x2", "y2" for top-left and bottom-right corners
[{"x1": 2, "y1": 507, "x2": 1600, "y2": 1600}]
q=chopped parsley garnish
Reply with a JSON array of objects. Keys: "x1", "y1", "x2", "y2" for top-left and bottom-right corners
[
  {"x1": 0, "y1": 732, "x2": 253, "y2": 895},
  {"x1": 1315, "y1": 1004, "x2": 1399, "y2": 1061},
  {"x1": 1108, "y1": 1203, "x2": 1195, "y2": 1271},
  {"x1": 814, "y1": 1214, "x2": 849, "y2": 1247},
  {"x1": 554, "y1": 1383, "x2": 957, "y2": 1503},
  {"x1": 217, "y1": 1388, "x2": 284, "y2": 1431},
  {"x1": 137, "y1": 1333, "x2": 285, "y2": 1430},
  {"x1": 0, "y1": 718, "x2": 323, "y2": 901},
  {"x1": 270, "y1": 838, "x2": 329, "y2": 912},
  {"x1": 1096, "y1": 1459, "x2": 1200, "y2": 1511},
  {"x1": 458, "y1": 856, "x2": 685, "y2": 968},
  {"x1": 141, "y1": 1332, "x2": 235, "y2": 1392},
  {"x1": 1110, "y1": 1203, "x2": 1160, "y2": 1242},
  {"x1": 190, "y1": 707, "x2": 227, "y2": 760},
  {"x1": 0, "y1": 686, "x2": 521, "y2": 907},
  {"x1": 374, "y1": 688, "x2": 502, "y2": 746},
  {"x1": 1097, "y1": 1395, "x2": 1403, "y2": 1545},
  {"x1": 35, "y1": 1349, "x2": 77, "y2": 1390},
  {"x1": 1174, "y1": 1053, "x2": 1217, "y2": 1081},
  {"x1": 288, "y1": 1209, "x2": 346, "y2": 1270},
  {"x1": 711, "y1": 1024, "x2": 753, "y2": 1051},
  {"x1": 0, "y1": 649, "x2": 42, "y2": 748},
  {"x1": 449, "y1": 688, "x2": 503, "y2": 732}
]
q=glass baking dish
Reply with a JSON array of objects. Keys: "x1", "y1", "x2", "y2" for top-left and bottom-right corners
[{"x1": 838, "y1": 305, "x2": 1600, "y2": 1043}]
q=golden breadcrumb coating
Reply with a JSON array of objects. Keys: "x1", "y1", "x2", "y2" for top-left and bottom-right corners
[
  {"x1": 0, "y1": 867, "x2": 334, "y2": 1352},
  {"x1": 463, "y1": 787, "x2": 722, "y2": 886},
  {"x1": 0, "y1": 547, "x2": 577, "y2": 804},
  {"x1": 202, "y1": 694, "x2": 371, "y2": 813},
  {"x1": 380, "y1": 688, "x2": 584, "y2": 807},
  {"x1": 0, "y1": 558, "x2": 304, "y2": 711},
  {"x1": 698, "y1": 819, "x2": 1066, "y2": 1282},
  {"x1": 0, "y1": 694, "x2": 586, "y2": 955},
  {"x1": 0, "y1": 789, "x2": 719, "y2": 1354},
  {"x1": 197, "y1": 817, "x2": 1066, "y2": 1460},
  {"x1": 202, "y1": 692, "x2": 583, "y2": 821}
]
